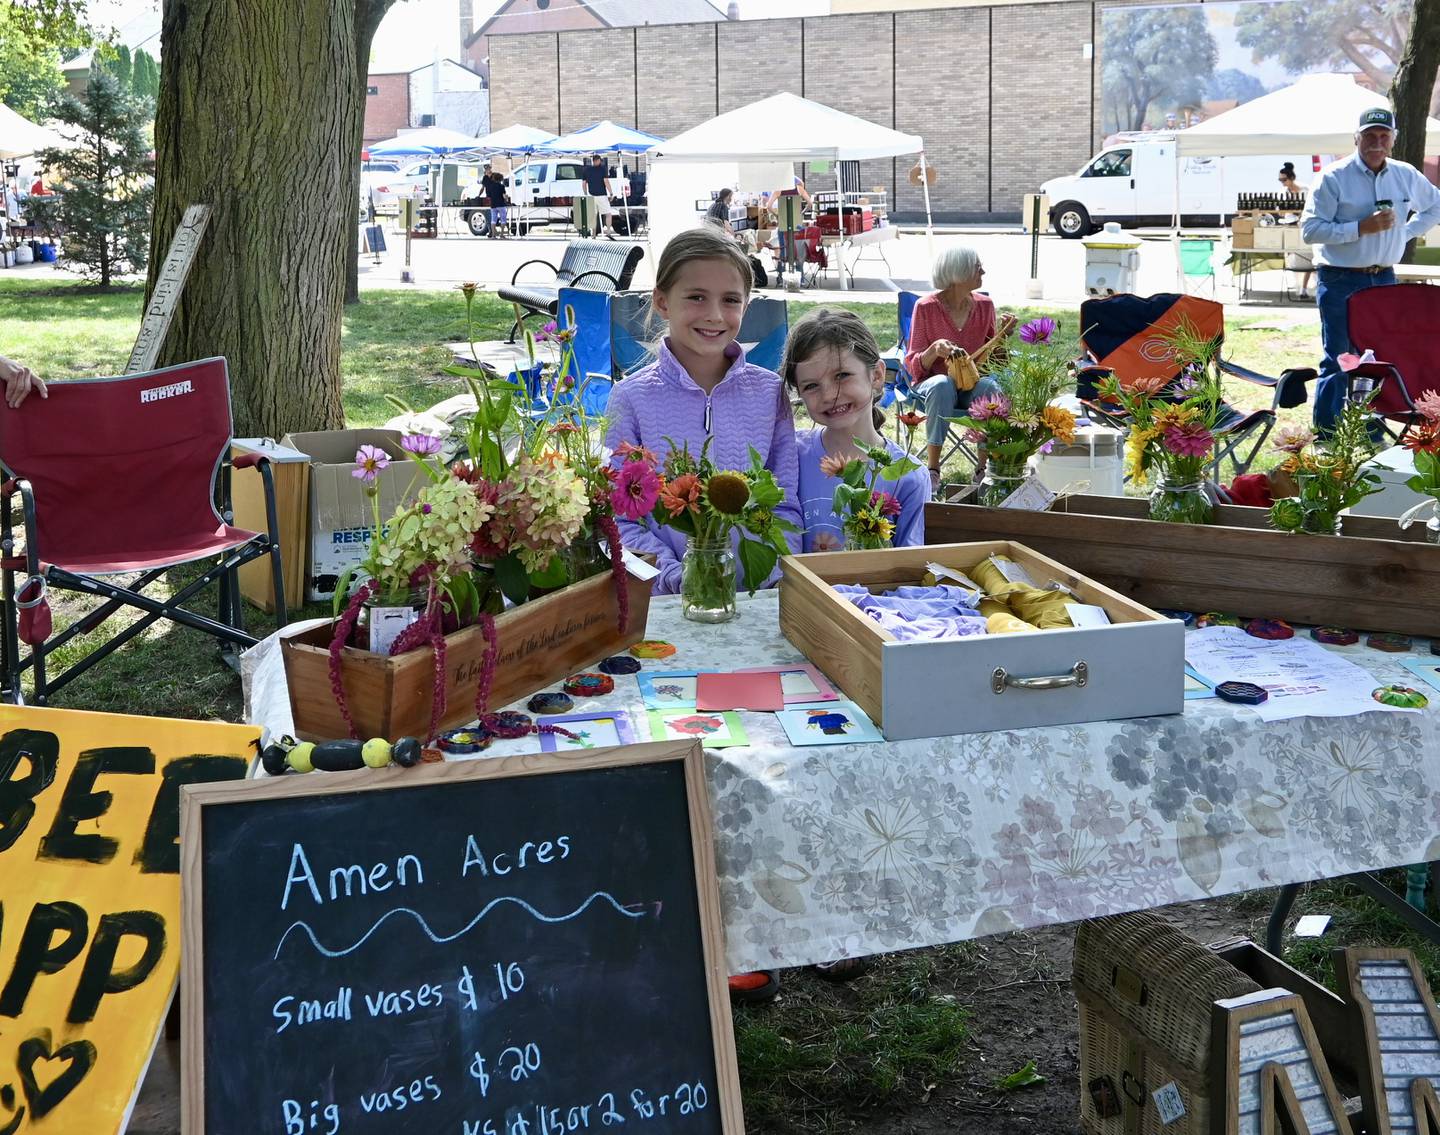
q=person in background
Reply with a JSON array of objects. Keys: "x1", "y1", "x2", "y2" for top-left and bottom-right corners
[
  {"x1": 0, "y1": 355, "x2": 46, "y2": 407},
  {"x1": 783, "y1": 307, "x2": 929, "y2": 552},
  {"x1": 1301, "y1": 107, "x2": 1440, "y2": 432},
  {"x1": 481, "y1": 166, "x2": 508, "y2": 238},
  {"x1": 582, "y1": 154, "x2": 612, "y2": 237},
  {"x1": 903, "y1": 246, "x2": 1016, "y2": 494},
  {"x1": 705, "y1": 188, "x2": 734, "y2": 234},
  {"x1": 1279, "y1": 161, "x2": 1314, "y2": 300}
]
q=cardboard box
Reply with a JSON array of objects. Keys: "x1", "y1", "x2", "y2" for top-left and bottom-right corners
[
  {"x1": 231, "y1": 438, "x2": 311, "y2": 613},
  {"x1": 778, "y1": 540, "x2": 1182, "y2": 740},
  {"x1": 1230, "y1": 217, "x2": 1256, "y2": 250},
  {"x1": 279, "y1": 429, "x2": 412, "y2": 602}
]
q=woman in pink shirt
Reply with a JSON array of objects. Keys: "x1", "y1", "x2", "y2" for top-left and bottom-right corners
[{"x1": 902, "y1": 247, "x2": 1014, "y2": 492}]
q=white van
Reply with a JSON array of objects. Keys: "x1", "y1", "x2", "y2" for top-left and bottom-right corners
[{"x1": 1041, "y1": 137, "x2": 1323, "y2": 238}]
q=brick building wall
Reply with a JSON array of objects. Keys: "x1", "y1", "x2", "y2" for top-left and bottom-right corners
[
  {"x1": 488, "y1": 2, "x2": 1141, "y2": 220},
  {"x1": 364, "y1": 73, "x2": 411, "y2": 148}
]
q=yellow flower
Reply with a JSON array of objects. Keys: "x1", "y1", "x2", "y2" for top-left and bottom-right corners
[
  {"x1": 705, "y1": 472, "x2": 751, "y2": 516},
  {"x1": 1151, "y1": 405, "x2": 1197, "y2": 431},
  {"x1": 1124, "y1": 426, "x2": 1158, "y2": 483},
  {"x1": 1040, "y1": 405, "x2": 1077, "y2": 445}
]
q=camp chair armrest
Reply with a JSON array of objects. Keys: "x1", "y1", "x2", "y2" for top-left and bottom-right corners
[
  {"x1": 568, "y1": 269, "x2": 620, "y2": 292},
  {"x1": 231, "y1": 451, "x2": 266, "y2": 470},
  {"x1": 1217, "y1": 357, "x2": 1280, "y2": 387},
  {"x1": 509, "y1": 257, "x2": 560, "y2": 286}
]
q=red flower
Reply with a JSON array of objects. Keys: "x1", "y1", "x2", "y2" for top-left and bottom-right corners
[
  {"x1": 896, "y1": 410, "x2": 926, "y2": 428},
  {"x1": 871, "y1": 490, "x2": 902, "y2": 517},
  {"x1": 1403, "y1": 422, "x2": 1440, "y2": 454}
]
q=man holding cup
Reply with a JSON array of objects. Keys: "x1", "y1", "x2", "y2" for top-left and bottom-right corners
[{"x1": 1301, "y1": 107, "x2": 1440, "y2": 432}]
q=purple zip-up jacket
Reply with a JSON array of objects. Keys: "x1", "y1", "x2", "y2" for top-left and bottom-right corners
[{"x1": 605, "y1": 338, "x2": 801, "y2": 594}]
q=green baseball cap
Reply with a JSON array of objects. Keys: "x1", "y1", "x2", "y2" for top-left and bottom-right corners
[{"x1": 1358, "y1": 107, "x2": 1396, "y2": 131}]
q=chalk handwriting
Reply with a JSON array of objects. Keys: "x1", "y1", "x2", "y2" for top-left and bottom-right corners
[{"x1": 280, "y1": 842, "x2": 425, "y2": 910}]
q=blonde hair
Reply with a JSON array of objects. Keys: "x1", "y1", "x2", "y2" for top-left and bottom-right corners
[
  {"x1": 654, "y1": 226, "x2": 754, "y2": 300},
  {"x1": 780, "y1": 307, "x2": 887, "y2": 431}
]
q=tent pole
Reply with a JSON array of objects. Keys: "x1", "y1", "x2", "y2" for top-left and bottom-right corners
[
  {"x1": 837, "y1": 164, "x2": 847, "y2": 291},
  {"x1": 1173, "y1": 141, "x2": 1183, "y2": 291},
  {"x1": 919, "y1": 150, "x2": 935, "y2": 266}
]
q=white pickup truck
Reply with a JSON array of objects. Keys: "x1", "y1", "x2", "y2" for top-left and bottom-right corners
[{"x1": 459, "y1": 158, "x2": 644, "y2": 237}]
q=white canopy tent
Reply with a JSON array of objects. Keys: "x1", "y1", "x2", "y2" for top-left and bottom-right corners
[
  {"x1": 648, "y1": 92, "x2": 933, "y2": 277},
  {"x1": 1176, "y1": 72, "x2": 1440, "y2": 157},
  {"x1": 0, "y1": 103, "x2": 68, "y2": 160}
]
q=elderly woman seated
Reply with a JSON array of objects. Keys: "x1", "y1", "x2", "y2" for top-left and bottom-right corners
[{"x1": 902, "y1": 246, "x2": 1015, "y2": 492}]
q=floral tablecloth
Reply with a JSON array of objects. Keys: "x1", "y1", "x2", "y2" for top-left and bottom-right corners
[{"x1": 245, "y1": 592, "x2": 1440, "y2": 973}]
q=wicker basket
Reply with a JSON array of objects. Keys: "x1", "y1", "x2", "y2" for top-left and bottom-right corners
[{"x1": 1073, "y1": 912, "x2": 1262, "y2": 1134}]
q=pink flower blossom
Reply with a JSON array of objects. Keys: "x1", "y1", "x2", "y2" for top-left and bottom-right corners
[
  {"x1": 1415, "y1": 389, "x2": 1440, "y2": 423},
  {"x1": 969, "y1": 392, "x2": 1012, "y2": 421},
  {"x1": 1019, "y1": 317, "x2": 1056, "y2": 344},
  {"x1": 352, "y1": 444, "x2": 391, "y2": 483},
  {"x1": 611, "y1": 460, "x2": 661, "y2": 520},
  {"x1": 401, "y1": 433, "x2": 443, "y2": 456},
  {"x1": 871, "y1": 490, "x2": 902, "y2": 517},
  {"x1": 614, "y1": 440, "x2": 658, "y2": 466},
  {"x1": 1272, "y1": 423, "x2": 1315, "y2": 454},
  {"x1": 1162, "y1": 422, "x2": 1214, "y2": 458},
  {"x1": 819, "y1": 454, "x2": 848, "y2": 478}
]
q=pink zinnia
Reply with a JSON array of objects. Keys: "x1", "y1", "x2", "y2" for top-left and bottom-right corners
[
  {"x1": 969, "y1": 392, "x2": 1011, "y2": 421},
  {"x1": 1162, "y1": 422, "x2": 1214, "y2": 458},
  {"x1": 871, "y1": 490, "x2": 902, "y2": 517},
  {"x1": 1414, "y1": 389, "x2": 1440, "y2": 423},
  {"x1": 401, "y1": 433, "x2": 443, "y2": 456},
  {"x1": 611, "y1": 460, "x2": 661, "y2": 520}
]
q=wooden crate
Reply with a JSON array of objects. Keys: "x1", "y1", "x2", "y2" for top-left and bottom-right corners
[
  {"x1": 281, "y1": 569, "x2": 653, "y2": 741},
  {"x1": 777, "y1": 541, "x2": 1182, "y2": 740},
  {"x1": 926, "y1": 495, "x2": 1440, "y2": 635},
  {"x1": 1074, "y1": 912, "x2": 1262, "y2": 1135}
]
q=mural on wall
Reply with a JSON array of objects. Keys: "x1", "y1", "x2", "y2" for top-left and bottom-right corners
[{"x1": 1101, "y1": 0, "x2": 1426, "y2": 138}]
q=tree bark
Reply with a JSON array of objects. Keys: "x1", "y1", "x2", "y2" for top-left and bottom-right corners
[
  {"x1": 1391, "y1": 0, "x2": 1440, "y2": 242},
  {"x1": 148, "y1": 0, "x2": 388, "y2": 436},
  {"x1": 345, "y1": 0, "x2": 393, "y2": 306}
]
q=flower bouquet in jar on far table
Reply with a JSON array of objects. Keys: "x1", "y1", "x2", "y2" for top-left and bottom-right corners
[
  {"x1": 951, "y1": 317, "x2": 1077, "y2": 507},
  {"x1": 821, "y1": 443, "x2": 921, "y2": 549},
  {"x1": 613, "y1": 439, "x2": 796, "y2": 623},
  {"x1": 1095, "y1": 319, "x2": 1228, "y2": 525},
  {"x1": 1398, "y1": 391, "x2": 1440, "y2": 542},
  {"x1": 1267, "y1": 395, "x2": 1383, "y2": 535}
]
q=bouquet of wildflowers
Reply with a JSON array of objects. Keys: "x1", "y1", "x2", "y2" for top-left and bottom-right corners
[
  {"x1": 819, "y1": 443, "x2": 921, "y2": 549},
  {"x1": 1094, "y1": 319, "x2": 1227, "y2": 523},
  {"x1": 1398, "y1": 391, "x2": 1440, "y2": 538},
  {"x1": 327, "y1": 286, "x2": 632, "y2": 741},
  {"x1": 611, "y1": 439, "x2": 795, "y2": 618},
  {"x1": 952, "y1": 317, "x2": 1077, "y2": 506},
  {"x1": 1267, "y1": 397, "x2": 1382, "y2": 535}
]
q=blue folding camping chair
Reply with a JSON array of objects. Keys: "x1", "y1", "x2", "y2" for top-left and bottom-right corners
[
  {"x1": 737, "y1": 295, "x2": 788, "y2": 372},
  {"x1": 557, "y1": 286, "x2": 614, "y2": 415},
  {"x1": 609, "y1": 290, "x2": 653, "y2": 380}
]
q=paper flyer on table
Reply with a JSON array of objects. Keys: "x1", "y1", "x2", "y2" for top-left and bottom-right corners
[{"x1": 1183, "y1": 626, "x2": 1413, "y2": 721}]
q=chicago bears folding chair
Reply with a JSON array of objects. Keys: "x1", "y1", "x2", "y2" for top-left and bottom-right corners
[
  {"x1": 1073, "y1": 293, "x2": 1315, "y2": 480},
  {"x1": 0, "y1": 358, "x2": 287, "y2": 704}
]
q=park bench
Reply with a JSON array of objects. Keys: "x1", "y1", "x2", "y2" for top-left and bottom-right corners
[{"x1": 498, "y1": 239, "x2": 645, "y2": 342}]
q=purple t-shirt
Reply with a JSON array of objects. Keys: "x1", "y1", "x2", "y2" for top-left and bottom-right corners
[{"x1": 796, "y1": 429, "x2": 929, "y2": 553}]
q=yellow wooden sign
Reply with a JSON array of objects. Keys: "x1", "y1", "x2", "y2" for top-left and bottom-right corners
[{"x1": 0, "y1": 704, "x2": 257, "y2": 1135}]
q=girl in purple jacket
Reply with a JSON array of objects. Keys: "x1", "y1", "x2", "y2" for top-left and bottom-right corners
[{"x1": 605, "y1": 227, "x2": 801, "y2": 593}]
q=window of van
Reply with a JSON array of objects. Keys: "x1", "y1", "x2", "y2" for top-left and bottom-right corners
[
  {"x1": 1085, "y1": 150, "x2": 1132, "y2": 178},
  {"x1": 556, "y1": 163, "x2": 584, "y2": 181}
]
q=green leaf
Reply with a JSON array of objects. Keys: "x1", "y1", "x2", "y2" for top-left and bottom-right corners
[
  {"x1": 495, "y1": 554, "x2": 532, "y2": 605},
  {"x1": 880, "y1": 455, "x2": 921, "y2": 481},
  {"x1": 528, "y1": 554, "x2": 569, "y2": 589},
  {"x1": 994, "y1": 1061, "x2": 1045, "y2": 1093},
  {"x1": 841, "y1": 460, "x2": 866, "y2": 488},
  {"x1": 332, "y1": 565, "x2": 360, "y2": 618},
  {"x1": 737, "y1": 538, "x2": 778, "y2": 595}
]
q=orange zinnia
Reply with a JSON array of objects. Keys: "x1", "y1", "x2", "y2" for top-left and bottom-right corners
[
  {"x1": 659, "y1": 472, "x2": 703, "y2": 516},
  {"x1": 1119, "y1": 374, "x2": 1169, "y2": 396}
]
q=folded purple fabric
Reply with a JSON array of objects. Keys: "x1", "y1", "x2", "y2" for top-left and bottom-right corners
[
  {"x1": 865, "y1": 610, "x2": 989, "y2": 641},
  {"x1": 834, "y1": 582, "x2": 988, "y2": 639}
]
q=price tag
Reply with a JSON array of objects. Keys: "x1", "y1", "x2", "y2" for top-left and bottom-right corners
[
  {"x1": 1153, "y1": 1081, "x2": 1186, "y2": 1125},
  {"x1": 1065, "y1": 603, "x2": 1112, "y2": 628},
  {"x1": 368, "y1": 605, "x2": 418, "y2": 654},
  {"x1": 987, "y1": 556, "x2": 1038, "y2": 587},
  {"x1": 925, "y1": 561, "x2": 984, "y2": 592},
  {"x1": 999, "y1": 475, "x2": 1056, "y2": 512}
]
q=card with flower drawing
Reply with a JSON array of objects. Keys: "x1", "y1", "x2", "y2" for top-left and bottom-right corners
[
  {"x1": 646, "y1": 709, "x2": 748, "y2": 748},
  {"x1": 636, "y1": 670, "x2": 717, "y2": 710},
  {"x1": 537, "y1": 710, "x2": 636, "y2": 752}
]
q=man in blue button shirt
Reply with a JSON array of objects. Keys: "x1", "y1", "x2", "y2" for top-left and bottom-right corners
[{"x1": 1301, "y1": 107, "x2": 1440, "y2": 431}]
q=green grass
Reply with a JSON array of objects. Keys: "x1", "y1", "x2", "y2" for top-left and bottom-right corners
[{"x1": 734, "y1": 949, "x2": 972, "y2": 1133}]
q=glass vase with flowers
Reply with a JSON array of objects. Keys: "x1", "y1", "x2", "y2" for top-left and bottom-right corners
[{"x1": 1267, "y1": 395, "x2": 1383, "y2": 535}]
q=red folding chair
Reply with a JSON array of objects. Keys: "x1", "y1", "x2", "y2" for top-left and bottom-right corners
[
  {"x1": 1073, "y1": 293, "x2": 1316, "y2": 480},
  {"x1": 1346, "y1": 283, "x2": 1440, "y2": 442},
  {"x1": 1, "y1": 358, "x2": 287, "y2": 704}
]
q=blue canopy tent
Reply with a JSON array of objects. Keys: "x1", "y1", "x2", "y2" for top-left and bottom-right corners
[{"x1": 535, "y1": 121, "x2": 665, "y2": 237}]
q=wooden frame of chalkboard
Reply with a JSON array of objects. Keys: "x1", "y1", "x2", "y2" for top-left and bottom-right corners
[{"x1": 179, "y1": 740, "x2": 745, "y2": 1134}]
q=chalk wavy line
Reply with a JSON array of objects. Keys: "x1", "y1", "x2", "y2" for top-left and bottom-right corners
[{"x1": 273, "y1": 891, "x2": 645, "y2": 959}]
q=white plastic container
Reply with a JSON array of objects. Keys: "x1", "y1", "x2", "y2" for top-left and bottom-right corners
[
  {"x1": 1036, "y1": 427, "x2": 1126, "y2": 497},
  {"x1": 1347, "y1": 445, "x2": 1429, "y2": 517},
  {"x1": 13, "y1": 243, "x2": 33, "y2": 265},
  {"x1": 1082, "y1": 222, "x2": 1141, "y2": 296}
]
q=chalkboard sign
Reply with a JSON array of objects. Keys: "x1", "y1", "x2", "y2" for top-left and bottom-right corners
[{"x1": 180, "y1": 741, "x2": 741, "y2": 1135}]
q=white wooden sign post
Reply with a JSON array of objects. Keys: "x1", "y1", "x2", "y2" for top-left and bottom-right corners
[{"x1": 124, "y1": 204, "x2": 211, "y2": 374}]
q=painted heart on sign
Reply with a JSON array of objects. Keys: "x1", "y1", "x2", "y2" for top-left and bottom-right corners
[{"x1": 17, "y1": 1031, "x2": 97, "y2": 1120}]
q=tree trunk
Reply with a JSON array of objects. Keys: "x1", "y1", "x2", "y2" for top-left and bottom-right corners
[
  {"x1": 148, "y1": 0, "x2": 381, "y2": 436},
  {"x1": 345, "y1": 0, "x2": 393, "y2": 306},
  {"x1": 1391, "y1": 0, "x2": 1440, "y2": 179}
]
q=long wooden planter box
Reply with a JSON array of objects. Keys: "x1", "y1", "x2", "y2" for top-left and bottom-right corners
[
  {"x1": 281, "y1": 569, "x2": 653, "y2": 741},
  {"x1": 926, "y1": 494, "x2": 1440, "y2": 635}
]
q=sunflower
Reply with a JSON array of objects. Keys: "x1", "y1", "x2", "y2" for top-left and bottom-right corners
[{"x1": 705, "y1": 471, "x2": 751, "y2": 516}]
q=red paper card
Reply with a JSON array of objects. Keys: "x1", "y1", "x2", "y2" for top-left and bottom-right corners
[{"x1": 695, "y1": 670, "x2": 785, "y2": 712}]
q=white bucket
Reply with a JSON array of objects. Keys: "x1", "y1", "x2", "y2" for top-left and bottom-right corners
[
  {"x1": 13, "y1": 244, "x2": 33, "y2": 265},
  {"x1": 1036, "y1": 428, "x2": 1126, "y2": 497}
]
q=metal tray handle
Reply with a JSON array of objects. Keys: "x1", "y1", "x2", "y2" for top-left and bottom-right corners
[{"x1": 991, "y1": 661, "x2": 1088, "y2": 694}]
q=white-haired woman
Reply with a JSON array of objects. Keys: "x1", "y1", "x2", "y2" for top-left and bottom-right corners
[{"x1": 902, "y1": 246, "x2": 1013, "y2": 491}]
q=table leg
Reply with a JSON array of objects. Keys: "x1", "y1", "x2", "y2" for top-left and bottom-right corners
[
  {"x1": 1266, "y1": 883, "x2": 1300, "y2": 953},
  {"x1": 1407, "y1": 862, "x2": 1430, "y2": 910}
]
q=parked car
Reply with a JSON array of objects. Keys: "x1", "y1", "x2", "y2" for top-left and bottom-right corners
[
  {"x1": 359, "y1": 160, "x2": 402, "y2": 213},
  {"x1": 459, "y1": 157, "x2": 646, "y2": 237}
]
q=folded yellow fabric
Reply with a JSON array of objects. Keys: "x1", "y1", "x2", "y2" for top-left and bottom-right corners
[
  {"x1": 1010, "y1": 587, "x2": 1074, "y2": 629},
  {"x1": 986, "y1": 612, "x2": 1037, "y2": 634}
]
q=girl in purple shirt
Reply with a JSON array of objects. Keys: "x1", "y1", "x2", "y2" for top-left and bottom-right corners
[
  {"x1": 781, "y1": 308, "x2": 929, "y2": 552},
  {"x1": 605, "y1": 228, "x2": 801, "y2": 593}
]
